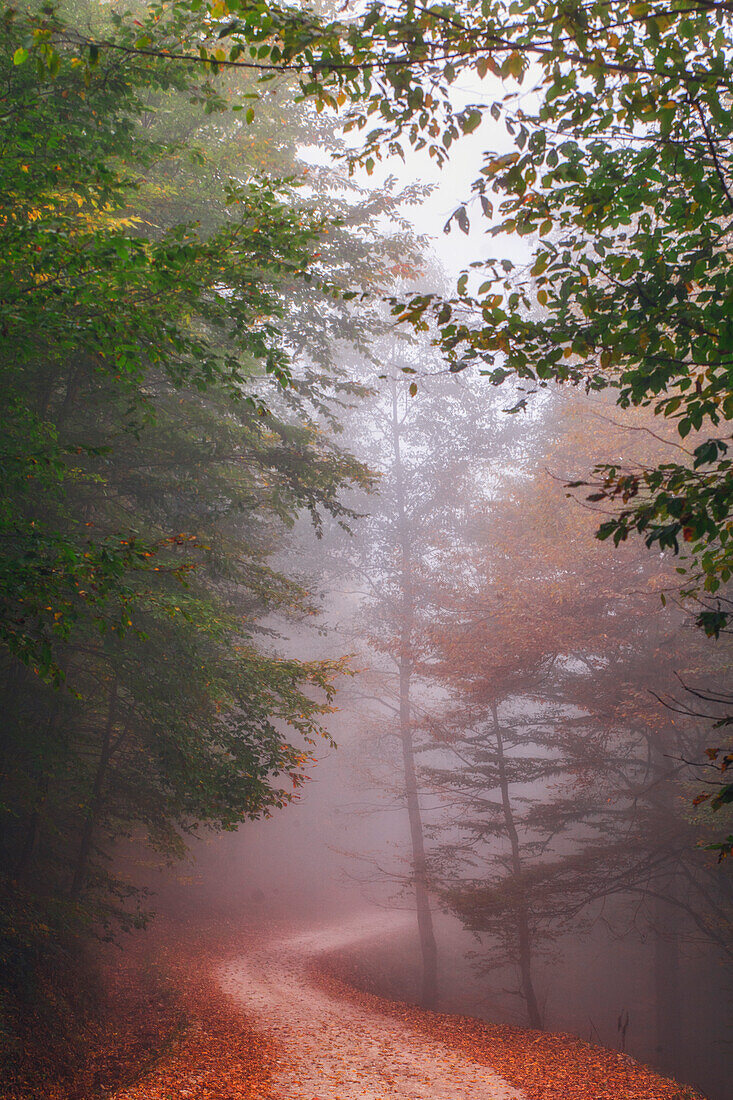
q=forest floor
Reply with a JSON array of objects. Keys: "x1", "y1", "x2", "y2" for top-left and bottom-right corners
[
  {"x1": 18, "y1": 911, "x2": 703, "y2": 1100},
  {"x1": 109, "y1": 910, "x2": 702, "y2": 1100},
  {"x1": 220, "y1": 912, "x2": 521, "y2": 1100}
]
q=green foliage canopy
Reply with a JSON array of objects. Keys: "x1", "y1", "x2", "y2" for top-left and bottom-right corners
[
  {"x1": 27, "y1": 0, "x2": 733, "y2": 625},
  {"x1": 0, "y1": 1, "x2": 376, "y2": 1025}
]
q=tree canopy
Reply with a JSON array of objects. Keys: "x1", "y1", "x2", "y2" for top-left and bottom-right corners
[
  {"x1": 0, "y1": 1, "x2": 388, "y2": 1075},
  {"x1": 28, "y1": 0, "x2": 732, "y2": 632}
]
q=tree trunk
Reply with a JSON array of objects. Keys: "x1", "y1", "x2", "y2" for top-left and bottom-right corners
[
  {"x1": 15, "y1": 692, "x2": 62, "y2": 883},
  {"x1": 491, "y1": 700, "x2": 543, "y2": 1029},
  {"x1": 70, "y1": 676, "x2": 118, "y2": 897},
  {"x1": 653, "y1": 886, "x2": 681, "y2": 1068},
  {"x1": 391, "y1": 381, "x2": 438, "y2": 1009},
  {"x1": 648, "y1": 734, "x2": 682, "y2": 1068},
  {"x1": 399, "y1": 654, "x2": 439, "y2": 1007}
]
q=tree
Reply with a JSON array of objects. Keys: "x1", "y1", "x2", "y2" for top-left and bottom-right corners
[
  {"x1": 335, "y1": 2, "x2": 733, "y2": 617},
  {"x1": 419, "y1": 393, "x2": 732, "y2": 1067},
  {"x1": 425, "y1": 698, "x2": 553, "y2": 1029},
  {"x1": 0, "y1": 3, "x2": 393, "y2": 1079},
  {"x1": 320, "y1": 323, "x2": 522, "y2": 1006},
  {"x1": 193, "y1": 0, "x2": 733, "y2": 841},
  {"x1": 20, "y1": 0, "x2": 733, "y2": 600}
]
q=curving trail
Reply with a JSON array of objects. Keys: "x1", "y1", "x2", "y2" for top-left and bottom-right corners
[{"x1": 219, "y1": 913, "x2": 524, "y2": 1100}]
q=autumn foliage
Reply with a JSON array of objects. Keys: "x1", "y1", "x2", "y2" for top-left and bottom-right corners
[
  {"x1": 6, "y1": 919, "x2": 278, "y2": 1100},
  {"x1": 315, "y1": 947, "x2": 705, "y2": 1100}
]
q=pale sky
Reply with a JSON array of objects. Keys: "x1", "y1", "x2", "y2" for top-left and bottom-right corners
[{"x1": 302, "y1": 71, "x2": 534, "y2": 285}]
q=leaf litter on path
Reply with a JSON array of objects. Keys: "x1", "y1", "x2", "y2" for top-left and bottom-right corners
[{"x1": 109, "y1": 912, "x2": 705, "y2": 1100}]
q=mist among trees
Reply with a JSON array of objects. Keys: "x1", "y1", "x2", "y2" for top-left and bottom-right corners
[{"x1": 1, "y1": 2, "x2": 732, "y2": 1099}]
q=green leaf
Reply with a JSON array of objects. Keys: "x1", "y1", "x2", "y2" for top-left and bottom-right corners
[
  {"x1": 531, "y1": 253, "x2": 549, "y2": 277},
  {"x1": 462, "y1": 109, "x2": 482, "y2": 135}
]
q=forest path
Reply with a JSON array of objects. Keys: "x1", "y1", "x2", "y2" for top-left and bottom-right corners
[{"x1": 219, "y1": 912, "x2": 524, "y2": 1100}]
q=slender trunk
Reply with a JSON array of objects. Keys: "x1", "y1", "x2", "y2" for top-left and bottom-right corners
[
  {"x1": 653, "y1": 886, "x2": 681, "y2": 1067},
  {"x1": 15, "y1": 692, "x2": 62, "y2": 883},
  {"x1": 491, "y1": 700, "x2": 543, "y2": 1029},
  {"x1": 15, "y1": 805, "x2": 42, "y2": 883},
  {"x1": 1, "y1": 660, "x2": 30, "y2": 852},
  {"x1": 399, "y1": 654, "x2": 438, "y2": 1007},
  {"x1": 391, "y1": 382, "x2": 438, "y2": 1008},
  {"x1": 70, "y1": 676, "x2": 118, "y2": 897},
  {"x1": 649, "y1": 737, "x2": 682, "y2": 1067}
]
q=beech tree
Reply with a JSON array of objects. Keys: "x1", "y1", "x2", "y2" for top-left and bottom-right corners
[
  {"x1": 342, "y1": 362, "x2": 474, "y2": 1009},
  {"x1": 425, "y1": 698, "x2": 555, "y2": 1029}
]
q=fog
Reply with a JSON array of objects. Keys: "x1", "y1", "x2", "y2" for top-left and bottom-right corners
[
  {"x1": 4, "y1": 8, "x2": 732, "y2": 1100},
  {"x1": 142, "y1": 353, "x2": 733, "y2": 1100}
]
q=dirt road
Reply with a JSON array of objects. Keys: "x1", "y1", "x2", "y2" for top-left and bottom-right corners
[{"x1": 219, "y1": 913, "x2": 524, "y2": 1100}]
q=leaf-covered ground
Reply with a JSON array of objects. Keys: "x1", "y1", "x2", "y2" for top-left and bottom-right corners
[
  {"x1": 220, "y1": 913, "x2": 521, "y2": 1100},
  {"x1": 8, "y1": 914, "x2": 705, "y2": 1100},
  {"x1": 103, "y1": 923, "x2": 279, "y2": 1100},
  {"x1": 314, "y1": 940, "x2": 706, "y2": 1100},
  {"x1": 5, "y1": 919, "x2": 278, "y2": 1100}
]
